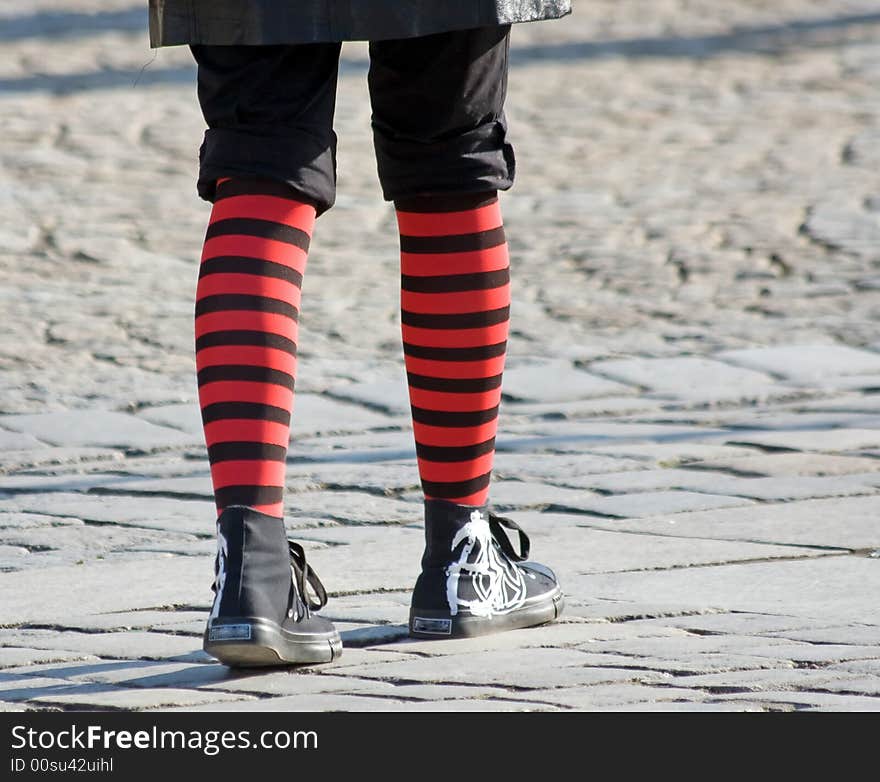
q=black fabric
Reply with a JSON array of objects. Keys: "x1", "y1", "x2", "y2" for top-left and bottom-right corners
[
  {"x1": 214, "y1": 505, "x2": 292, "y2": 622},
  {"x1": 420, "y1": 500, "x2": 530, "y2": 567},
  {"x1": 488, "y1": 512, "x2": 530, "y2": 562},
  {"x1": 288, "y1": 540, "x2": 329, "y2": 612},
  {"x1": 412, "y1": 499, "x2": 559, "y2": 614},
  {"x1": 149, "y1": 0, "x2": 572, "y2": 47},
  {"x1": 191, "y1": 42, "x2": 341, "y2": 211},
  {"x1": 395, "y1": 192, "x2": 499, "y2": 212},
  {"x1": 191, "y1": 26, "x2": 515, "y2": 213},
  {"x1": 370, "y1": 25, "x2": 515, "y2": 200},
  {"x1": 420, "y1": 498, "x2": 488, "y2": 570},
  {"x1": 212, "y1": 505, "x2": 329, "y2": 624}
]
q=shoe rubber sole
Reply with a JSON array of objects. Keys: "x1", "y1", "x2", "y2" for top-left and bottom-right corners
[
  {"x1": 408, "y1": 588, "x2": 564, "y2": 639},
  {"x1": 204, "y1": 616, "x2": 342, "y2": 667}
]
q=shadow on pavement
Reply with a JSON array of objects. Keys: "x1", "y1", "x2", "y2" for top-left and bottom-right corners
[
  {"x1": 510, "y1": 11, "x2": 880, "y2": 64},
  {"x1": 0, "y1": 8, "x2": 147, "y2": 42},
  {"x1": 0, "y1": 60, "x2": 367, "y2": 95},
  {"x1": 0, "y1": 65, "x2": 197, "y2": 95},
  {"x1": 2, "y1": 9, "x2": 880, "y2": 94}
]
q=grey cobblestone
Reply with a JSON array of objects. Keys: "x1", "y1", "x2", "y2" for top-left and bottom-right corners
[
  {"x1": 683, "y1": 452, "x2": 880, "y2": 476},
  {"x1": 827, "y1": 659, "x2": 880, "y2": 676},
  {"x1": 502, "y1": 359, "x2": 636, "y2": 401},
  {"x1": 509, "y1": 683, "x2": 712, "y2": 709},
  {"x1": 0, "y1": 629, "x2": 201, "y2": 661},
  {"x1": 587, "y1": 356, "x2": 790, "y2": 403},
  {"x1": 717, "y1": 345, "x2": 880, "y2": 382},
  {"x1": 0, "y1": 410, "x2": 197, "y2": 449},
  {"x1": 169, "y1": 693, "x2": 548, "y2": 712},
  {"x1": 712, "y1": 690, "x2": 880, "y2": 711},
  {"x1": 328, "y1": 647, "x2": 664, "y2": 689},
  {"x1": 0, "y1": 493, "x2": 216, "y2": 535},
  {"x1": 723, "y1": 427, "x2": 880, "y2": 451},
  {"x1": 0, "y1": 648, "x2": 99, "y2": 670},
  {"x1": 568, "y1": 557, "x2": 880, "y2": 623},
  {"x1": 569, "y1": 468, "x2": 880, "y2": 501},
  {"x1": 0, "y1": 556, "x2": 208, "y2": 624},
  {"x1": 670, "y1": 667, "x2": 875, "y2": 693},
  {"x1": 550, "y1": 488, "x2": 755, "y2": 516},
  {"x1": 586, "y1": 442, "x2": 763, "y2": 466},
  {"x1": 763, "y1": 625, "x2": 880, "y2": 645},
  {"x1": 0, "y1": 429, "x2": 44, "y2": 450},
  {"x1": 576, "y1": 494, "x2": 880, "y2": 548},
  {"x1": 509, "y1": 520, "x2": 832, "y2": 577},
  {"x1": 28, "y1": 685, "x2": 253, "y2": 710}
]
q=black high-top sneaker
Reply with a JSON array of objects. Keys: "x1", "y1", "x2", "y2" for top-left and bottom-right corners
[
  {"x1": 203, "y1": 505, "x2": 342, "y2": 666},
  {"x1": 409, "y1": 499, "x2": 564, "y2": 639}
]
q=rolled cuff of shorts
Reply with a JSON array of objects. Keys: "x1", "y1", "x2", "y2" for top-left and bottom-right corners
[
  {"x1": 196, "y1": 127, "x2": 337, "y2": 215},
  {"x1": 373, "y1": 119, "x2": 515, "y2": 202}
]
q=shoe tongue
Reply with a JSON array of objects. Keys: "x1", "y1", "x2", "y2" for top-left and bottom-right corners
[
  {"x1": 424, "y1": 499, "x2": 489, "y2": 530},
  {"x1": 450, "y1": 510, "x2": 492, "y2": 551},
  {"x1": 422, "y1": 501, "x2": 491, "y2": 565}
]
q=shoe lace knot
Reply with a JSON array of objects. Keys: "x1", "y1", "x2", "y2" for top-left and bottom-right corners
[
  {"x1": 287, "y1": 539, "x2": 328, "y2": 618},
  {"x1": 486, "y1": 510, "x2": 530, "y2": 562}
]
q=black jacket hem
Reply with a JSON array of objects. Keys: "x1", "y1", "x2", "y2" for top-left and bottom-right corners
[{"x1": 149, "y1": 0, "x2": 572, "y2": 47}]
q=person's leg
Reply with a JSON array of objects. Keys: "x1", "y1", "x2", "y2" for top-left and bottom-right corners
[
  {"x1": 395, "y1": 191, "x2": 509, "y2": 507},
  {"x1": 369, "y1": 27, "x2": 563, "y2": 638},
  {"x1": 370, "y1": 26, "x2": 515, "y2": 509},
  {"x1": 196, "y1": 176, "x2": 314, "y2": 519},
  {"x1": 192, "y1": 43, "x2": 339, "y2": 519},
  {"x1": 191, "y1": 43, "x2": 342, "y2": 666}
]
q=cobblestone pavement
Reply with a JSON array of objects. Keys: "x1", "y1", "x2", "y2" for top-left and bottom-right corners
[{"x1": 1, "y1": 1, "x2": 880, "y2": 712}]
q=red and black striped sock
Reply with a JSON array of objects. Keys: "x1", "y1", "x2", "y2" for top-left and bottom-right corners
[
  {"x1": 195, "y1": 178, "x2": 314, "y2": 519},
  {"x1": 396, "y1": 192, "x2": 510, "y2": 507}
]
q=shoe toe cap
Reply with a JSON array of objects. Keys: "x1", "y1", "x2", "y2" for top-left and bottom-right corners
[{"x1": 521, "y1": 560, "x2": 558, "y2": 584}]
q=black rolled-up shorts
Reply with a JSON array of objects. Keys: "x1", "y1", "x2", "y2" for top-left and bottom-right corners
[{"x1": 191, "y1": 25, "x2": 515, "y2": 215}]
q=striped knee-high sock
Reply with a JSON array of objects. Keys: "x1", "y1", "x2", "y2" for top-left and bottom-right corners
[
  {"x1": 195, "y1": 178, "x2": 314, "y2": 519},
  {"x1": 396, "y1": 192, "x2": 510, "y2": 507}
]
